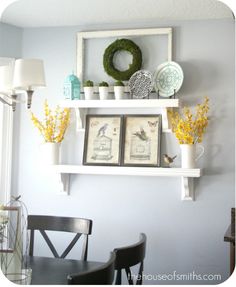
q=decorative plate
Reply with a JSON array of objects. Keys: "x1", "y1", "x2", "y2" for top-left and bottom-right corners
[
  {"x1": 154, "y1": 61, "x2": 184, "y2": 97},
  {"x1": 128, "y1": 70, "x2": 153, "y2": 99}
]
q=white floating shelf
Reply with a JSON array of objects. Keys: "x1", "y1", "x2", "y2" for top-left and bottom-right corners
[
  {"x1": 60, "y1": 99, "x2": 180, "y2": 132},
  {"x1": 53, "y1": 165, "x2": 200, "y2": 177},
  {"x1": 60, "y1": 99, "x2": 180, "y2": 109},
  {"x1": 52, "y1": 165, "x2": 202, "y2": 201}
]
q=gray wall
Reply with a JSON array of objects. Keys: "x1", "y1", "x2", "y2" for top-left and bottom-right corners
[
  {"x1": 5, "y1": 19, "x2": 236, "y2": 284},
  {"x1": 0, "y1": 22, "x2": 22, "y2": 58}
]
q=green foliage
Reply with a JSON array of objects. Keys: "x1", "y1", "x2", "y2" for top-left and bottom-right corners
[
  {"x1": 103, "y1": 38, "x2": 142, "y2": 81},
  {"x1": 99, "y1": 81, "x2": 109, "y2": 87},
  {"x1": 114, "y1": 81, "x2": 125, "y2": 86},
  {"x1": 83, "y1": 80, "x2": 94, "y2": 87}
]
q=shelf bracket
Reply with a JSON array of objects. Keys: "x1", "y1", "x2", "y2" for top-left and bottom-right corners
[
  {"x1": 161, "y1": 108, "x2": 172, "y2": 132},
  {"x1": 75, "y1": 108, "x2": 87, "y2": 131},
  {"x1": 56, "y1": 173, "x2": 70, "y2": 195},
  {"x1": 181, "y1": 177, "x2": 194, "y2": 201}
]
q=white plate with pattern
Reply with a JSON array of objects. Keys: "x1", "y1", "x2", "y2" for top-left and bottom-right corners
[
  {"x1": 128, "y1": 70, "x2": 153, "y2": 99},
  {"x1": 154, "y1": 61, "x2": 184, "y2": 97}
]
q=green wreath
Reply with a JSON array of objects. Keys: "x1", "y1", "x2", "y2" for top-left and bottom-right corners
[{"x1": 103, "y1": 38, "x2": 142, "y2": 81}]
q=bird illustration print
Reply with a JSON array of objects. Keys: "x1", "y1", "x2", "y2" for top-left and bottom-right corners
[
  {"x1": 133, "y1": 127, "x2": 149, "y2": 141},
  {"x1": 97, "y1": 123, "x2": 108, "y2": 137}
]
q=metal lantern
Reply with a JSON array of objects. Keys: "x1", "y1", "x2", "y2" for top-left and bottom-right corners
[
  {"x1": 0, "y1": 196, "x2": 31, "y2": 284},
  {"x1": 63, "y1": 73, "x2": 80, "y2": 100}
]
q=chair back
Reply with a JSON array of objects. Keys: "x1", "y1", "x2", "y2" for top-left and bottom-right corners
[
  {"x1": 27, "y1": 215, "x2": 92, "y2": 260},
  {"x1": 67, "y1": 251, "x2": 116, "y2": 285},
  {"x1": 114, "y1": 233, "x2": 147, "y2": 285}
]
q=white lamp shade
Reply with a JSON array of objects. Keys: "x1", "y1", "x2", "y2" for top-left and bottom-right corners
[
  {"x1": 13, "y1": 59, "x2": 46, "y2": 91},
  {"x1": 0, "y1": 64, "x2": 14, "y2": 93}
]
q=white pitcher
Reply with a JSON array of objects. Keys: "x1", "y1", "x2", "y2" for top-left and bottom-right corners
[
  {"x1": 180, "y1": 144, "x2": 204, "y2": 168},
  {"x1": 40, "y1": 142, "x2": 60, "y2": 165}
]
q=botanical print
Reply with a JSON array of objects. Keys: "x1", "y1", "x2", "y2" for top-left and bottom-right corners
[
  {"x1": 83, "y1": 116, "x2": 122, "y2": 165},
  {"x1": 123, "y1": 115, "x2": 161, "y2": 166}
]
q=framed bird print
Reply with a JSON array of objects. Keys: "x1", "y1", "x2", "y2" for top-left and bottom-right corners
[
  {"x1": 122, "y1": 115, "x2": 162, "y2": 167},
  {"x1": 83, "y1": 115, "x2": 123, "y2": 166}
]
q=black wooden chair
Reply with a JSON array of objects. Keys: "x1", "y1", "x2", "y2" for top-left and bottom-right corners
[
  {"x1": 114, "y1": 233, "x2": 147, "y2": 285},
  {"x1": 27, "y1": 215, "x2": 92, "y2": 260},
  {"x1": 67, "y1": 251, "x2": 116, "y2": 285}
]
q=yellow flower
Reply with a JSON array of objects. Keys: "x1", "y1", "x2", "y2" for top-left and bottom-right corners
[
  {"x1": 168, "y1": 97, "x2": 209, "y2": 144},
  {"x1": 31, "y1": 100, "x2": 70, "y2": 143}
]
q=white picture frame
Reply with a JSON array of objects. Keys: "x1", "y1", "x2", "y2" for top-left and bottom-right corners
[{"x1": 77, "y1": 27, "x2": 173, "y2": 83}]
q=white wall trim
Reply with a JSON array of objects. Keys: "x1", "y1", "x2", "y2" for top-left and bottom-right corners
[
  {"x1": 0, "y1": 104, "x2": 13, "y2": 204},
  {"x1": 0, "y1": 57, "x2": 14, "y2": 204}
]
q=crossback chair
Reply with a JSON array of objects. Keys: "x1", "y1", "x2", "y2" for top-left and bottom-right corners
[
  {"x1": 27, "y1": 215, "x2": 92, "y2": 260},
  {"x1": 67, "y1": 251, "x2": 116, "y2": 285},
  {"x1": 114, "y1": 233, "x2": 147, "y2": 285}
]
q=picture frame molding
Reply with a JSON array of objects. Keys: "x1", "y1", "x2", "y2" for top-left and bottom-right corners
[{"x1": 77, "y1": 27, "x2": 173, "y2": 82}]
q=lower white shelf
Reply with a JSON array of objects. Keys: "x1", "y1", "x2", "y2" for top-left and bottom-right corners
[{"x1": 52, "y1": 165, "x2": 202, "y2": 201}]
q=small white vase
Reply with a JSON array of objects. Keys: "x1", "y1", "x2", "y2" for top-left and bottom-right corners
[
  {"x1": 40, "y1": 142, "x2": 60, "y2": 165},
  {"x1": 114, "y1": 86, "x2": 124, "y2": 100},
  {"x1": 99, "y1": 87, "x2": 109, "y2": 100},
  {"x1": 84, "y1": 87, "x2": 94, "y2": 100},
  {"x1": 180, "y1": 144, "x2": 204, "y2": 168}
]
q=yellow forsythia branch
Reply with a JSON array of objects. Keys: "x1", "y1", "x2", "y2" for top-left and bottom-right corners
[
  {"x1": 168, "y1": 97, "x2": 209, "y2": 144},
  {"x1": 31, "y1": 100, "x2": 70, "y2": 143}
]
